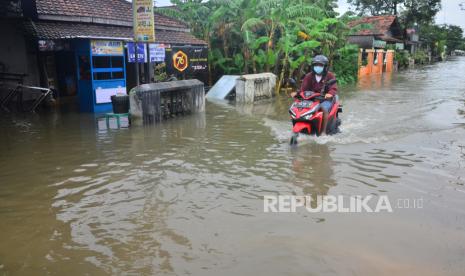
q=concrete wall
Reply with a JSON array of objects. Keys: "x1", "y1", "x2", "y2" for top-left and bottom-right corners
[
  {"x1": 235, "y1": 73, "x2": 276, "y2": 104},
  {"x1": 0, "y1": 19, "x2": 39, "y2": 87}
]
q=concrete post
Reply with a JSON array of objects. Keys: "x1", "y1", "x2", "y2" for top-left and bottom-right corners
[
  {"x1": 385, "y1": 50, "x2": 395, "y2": 73},
  {"x1": 358, "y1": 49, "x2": 375, "y2": 78}
]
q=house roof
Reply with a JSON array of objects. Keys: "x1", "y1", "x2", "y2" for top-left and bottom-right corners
[
  {"x1": 29, "y1": 0, "x2": 206, "y2": 45},
  {"x1": 25, "y1": 20, "x2": 207, "y2": 45},
  {"x1": 347, "y1": 15, "x2": 398, "y2": 36},
  {"x1": 35, "y1": 0, "x2": 188, "y2": 29}
]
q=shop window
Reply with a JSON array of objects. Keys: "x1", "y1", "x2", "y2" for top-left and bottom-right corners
[
  {"x1": 112, "y1": 71, "x2": 124, "y2": 79},
  {"x1": 93, "y1": 72, "x2": 112, "y2": 80},
  {"x1": 111, "y1": 56, "x2": 123, "y2": 68},
  {"x1": 92, "y1": 56, "x2": 124, "y2": 80},
  {"x1": 93, "y1": 56, "x2": 111, "y2": 68}
]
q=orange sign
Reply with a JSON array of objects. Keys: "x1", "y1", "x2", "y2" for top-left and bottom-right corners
[{"x1": 173, "y1": 50, "x2": 188, "y2": 72}]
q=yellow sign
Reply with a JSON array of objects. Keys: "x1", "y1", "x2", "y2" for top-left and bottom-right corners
[
  {"x1": 91, "y1": 40, "x2": 123, "y2": 55},
  {"x1": 133, "y1": 0, "x2": 155, "y2": 42},
  {"x1": 173, "y1": 51, "x2": 188, "y2": 72}
]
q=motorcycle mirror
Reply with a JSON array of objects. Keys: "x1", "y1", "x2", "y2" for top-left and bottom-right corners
[
  {"x1": 287, "y1": 78, "x2": 297, "y2": 88},
  {"x1": 326, "y1": 79, "x2": 337, "y2": 86}
]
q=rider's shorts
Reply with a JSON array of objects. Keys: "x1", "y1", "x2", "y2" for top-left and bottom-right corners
[{"x1": 320, "y1": 101, "x2": 333, "y2": 113}]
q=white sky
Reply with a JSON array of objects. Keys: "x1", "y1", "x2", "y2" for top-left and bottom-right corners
[{"x1": 154, "y1": 0, "x2": 465, "y2": 31}]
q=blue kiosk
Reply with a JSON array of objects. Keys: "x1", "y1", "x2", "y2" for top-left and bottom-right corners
[{"x1": 75, "y1": 40, "x2": 127, "y2": 113}]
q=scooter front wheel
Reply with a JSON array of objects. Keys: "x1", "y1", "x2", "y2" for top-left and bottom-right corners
[{"x1": 290, "y1": 133, "x2": 299, "y2": 145}]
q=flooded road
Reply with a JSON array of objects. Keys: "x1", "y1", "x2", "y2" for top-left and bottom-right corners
[{"x1": 1, "y1": 57, "x2": 465, "y2": 275}]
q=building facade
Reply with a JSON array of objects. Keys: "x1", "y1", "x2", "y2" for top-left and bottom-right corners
[{"x1": 1, "y1": 0, "x2": 207, "y2": 112}]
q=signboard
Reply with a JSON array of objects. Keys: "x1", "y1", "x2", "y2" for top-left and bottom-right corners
[
  {"x1": 189, "y1": 47, "x2": 208, "y2": 72},
  {"x1": 373, "y1": 39, "x2": 387, "y2": 49},
  {"x1": 172, "y1": 50, "x2": 189, "y2": 72},
  {"x1": 170, "y1": 46, "x2": 208, "y2": 74},
  {"x1": 38, "y1": 40, "x2": 70, "y2": 51},
  {"x1": 127, "y1": 43, "x2": 147, "y2": 63},
  {"x1": 395, "y1": 43, "x2": 405, "y2": 50},
  {"x1": 149, "y1": 44, "x2": 166, "y2": 62},
  {"x1": 91, "y1": 40, "x2": 124, "y2": 55},
  {"x1": 95, "y1": 86, "x2": 126, "y2": 104},
  {"x1": 133, "y1": 0, "x2": 155, "y2": 42}
]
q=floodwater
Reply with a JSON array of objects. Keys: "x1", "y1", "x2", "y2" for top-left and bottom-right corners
[{"x1": 1, "y1": 57, "x2": 465, "y2": 276}]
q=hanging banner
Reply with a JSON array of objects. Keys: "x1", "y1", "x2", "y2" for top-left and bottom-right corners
[
  {"x1": 91, "y1": 40, "x2": 124, "y2": 56},
  {"x1": 127, "y1": 43, "x2": 147, "y2": 63},
  {"x1": 149, "y1": 44, "x2": 166, "y2": 62},
  {"x1": 133, "y1": 0, "x2": 155, "y2": 42}
]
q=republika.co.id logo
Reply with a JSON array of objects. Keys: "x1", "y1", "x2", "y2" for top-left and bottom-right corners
[{"x1": 264, "y1": 195, "x2": 423, "y2": 213}]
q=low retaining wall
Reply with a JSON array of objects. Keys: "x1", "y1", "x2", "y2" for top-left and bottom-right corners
[
  {"x1": 129, "y1": 80, "x2": 205, "y2": 125},
  {"x1": 235, "y1": 73, "x2": 276, "y2": 103}
]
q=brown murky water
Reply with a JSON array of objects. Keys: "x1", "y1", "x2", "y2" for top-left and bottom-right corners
[{"x1": 1, "y1": 57, "x2": 465, "y2": 275}]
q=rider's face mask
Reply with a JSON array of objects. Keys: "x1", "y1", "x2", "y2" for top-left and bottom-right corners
[{"x1": 313, "y1": 65, "x2": 324, "y2": 75}]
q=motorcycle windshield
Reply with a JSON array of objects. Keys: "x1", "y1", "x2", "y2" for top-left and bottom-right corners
[{"x1": 294, "y1": 100, "x2": 313, "y2": 108}]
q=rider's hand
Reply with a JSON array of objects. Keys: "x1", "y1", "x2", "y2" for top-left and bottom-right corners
[
  {"x1": 325, "y1": 94, "x2": 333, "y2": 99},
  {"x1": 290, "y1": 92, "x2": 297, "y2": 98}
]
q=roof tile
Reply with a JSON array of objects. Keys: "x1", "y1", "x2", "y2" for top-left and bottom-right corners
[
  {"x1": 27, "y1": 21, "x2": 207, "y2": 45},
  {"x1": 347, "y1": 15, "x2": 397, "y2": 36},
  {"x1": 36, "y1": 0, "x2": 188, "y2": 29}
]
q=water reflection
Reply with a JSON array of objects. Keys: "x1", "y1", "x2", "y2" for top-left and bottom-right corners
[
  {"x1": 357, "y1": 73, "x2": 392, "y2": 91},
  {"x1": 1, "y1": 58, "x2": 465, "y2": 275},
  {"x1": 290, "y1": 143, "x2": 336, "y2": 204}
]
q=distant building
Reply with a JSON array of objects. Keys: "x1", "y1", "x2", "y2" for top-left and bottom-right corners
[
  {"x1": 347, "y1": 15, "x2": 404, "y2": 50},
  {"x1": 1, "y1": 0, "x2": 207, "y2": 112},
  {"x1": 404, "y1": 25, "x2": 420, "y2": 54}
]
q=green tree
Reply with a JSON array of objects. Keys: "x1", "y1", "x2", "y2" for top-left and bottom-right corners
[
  {"x1": 443, "y1": 25, "x2": 464, "y2": 53},
  {"x1": 347, "y1": 0, "x2": 440, "y2": 26},
  {"x1": 161, "y1": 0, "x2": 360, "y2": 88},
  {"x1": 401, "y1": 0, "x2": 441, "y2": 26},
  {"x1": 347, "y1": 0, "x2": 400, "y2": 15},
  {"x1": 420, "y1": 23, "x2": 446, "y2": 58}
]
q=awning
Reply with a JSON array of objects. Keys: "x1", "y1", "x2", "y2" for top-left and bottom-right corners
[{"x1": 377, "y1": 34, "x2": 403, "y2": 43}]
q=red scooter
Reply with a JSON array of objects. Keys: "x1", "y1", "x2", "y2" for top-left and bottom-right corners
[{"x1": 289, "y1": 79, "x2": 342, "y2": 145}]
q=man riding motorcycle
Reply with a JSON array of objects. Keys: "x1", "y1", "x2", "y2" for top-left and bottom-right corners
[{"x1": 291, "y1": 55, "x2": 338, "y2": 135}]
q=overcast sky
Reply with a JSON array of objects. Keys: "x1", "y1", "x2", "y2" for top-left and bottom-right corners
[{"x1": 154, "y1": 0, "x2": 465, "y2": 32}]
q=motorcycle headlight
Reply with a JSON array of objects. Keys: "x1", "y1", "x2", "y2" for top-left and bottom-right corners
[{"x1": 304, "y1": 115, "x2": 312, "y2": 120}]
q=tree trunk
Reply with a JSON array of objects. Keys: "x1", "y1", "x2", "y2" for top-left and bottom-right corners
[
  {"x1": 222, "y1": 25, "x2": 229, "y2": 58},
  {"x1": 205, "y1": 31, "x2": 213, "y2": 86},
  {"x1": 252, "y1": 56, "x2": 257, "y2": 74},
  {"x1": 276, "y1": 53, "x2": 288, "y2": 94},
  {"x1": 296, "y1": 49, "x2": 310, "y2": 84},
  {"x1": 265, "y1": 23, "x2": 275, "y2": 72},
  {"x1": 243, "y1": 46, "x2": 249, "y2": 74}
]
